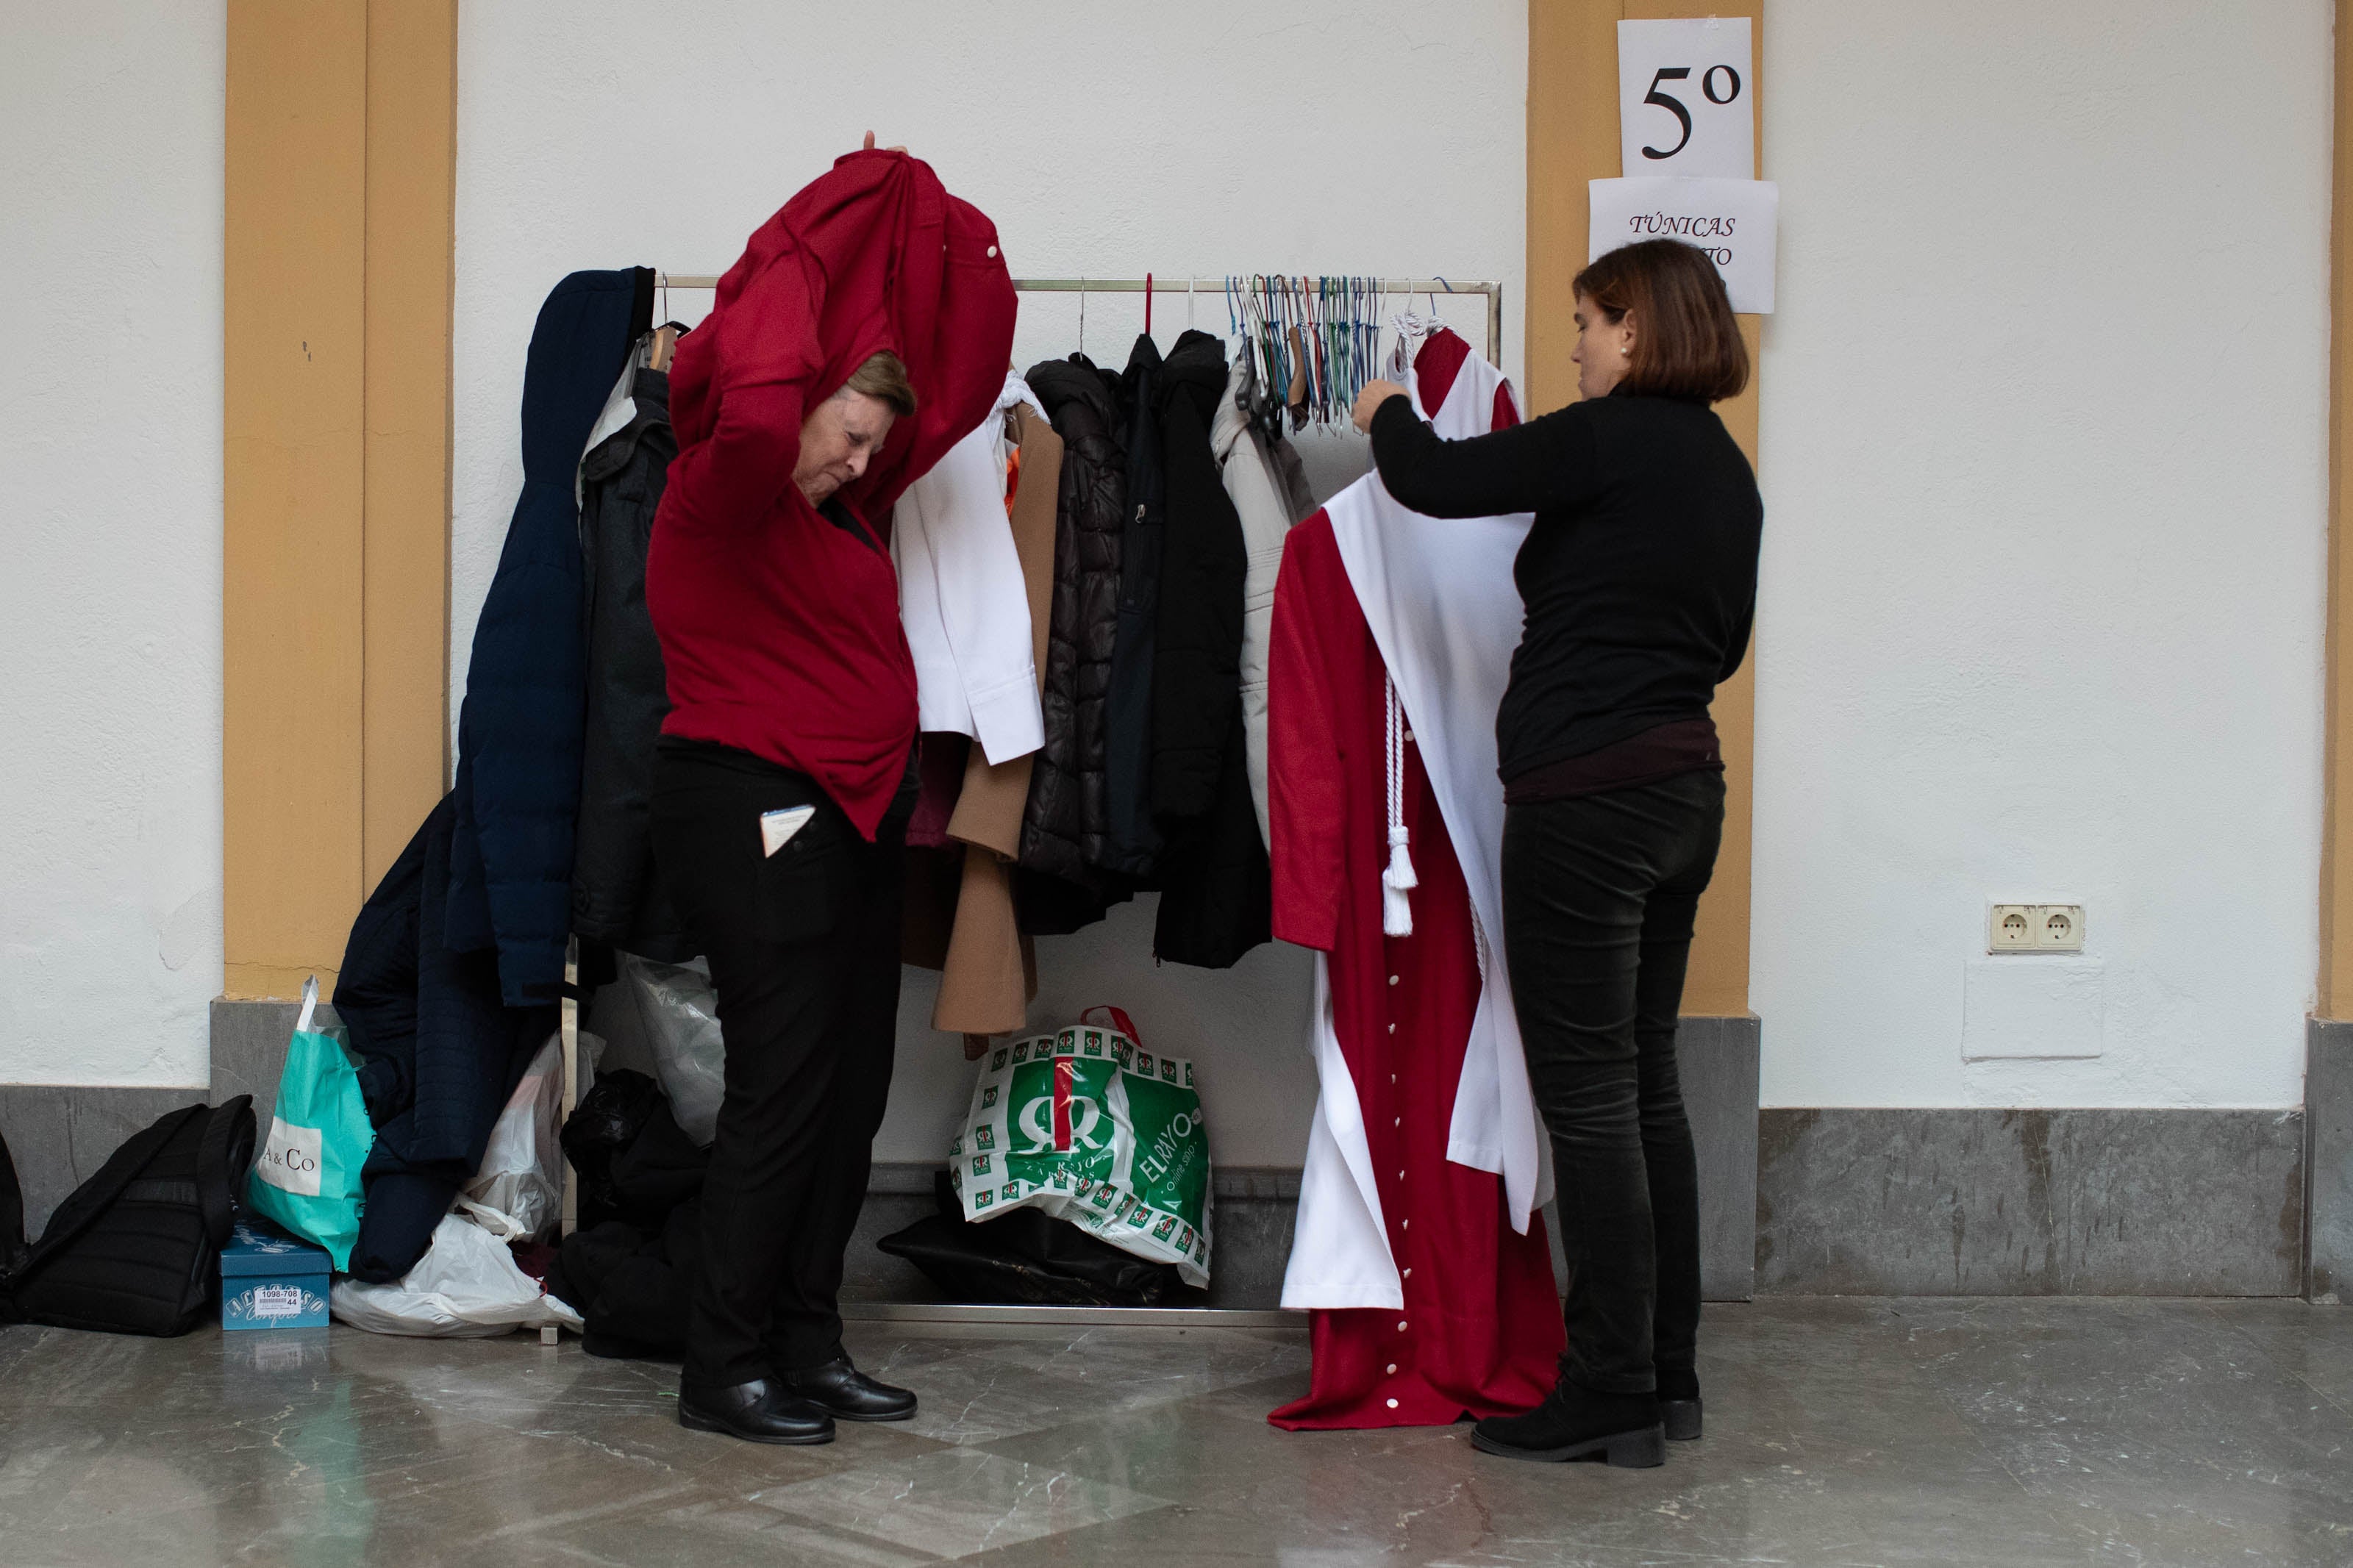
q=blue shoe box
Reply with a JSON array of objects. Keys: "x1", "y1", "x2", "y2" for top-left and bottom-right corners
[{"x1": 221, "y1": 1213, "x2": 332, "y2": 1330}]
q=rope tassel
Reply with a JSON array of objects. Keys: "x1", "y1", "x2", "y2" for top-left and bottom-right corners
[
  {"x1": 1383, "y1": 676, "x2": 1418, "y2": 937},
  {"x1": 1382, "y1": 826, "x2": 1419, "y2": 937}
]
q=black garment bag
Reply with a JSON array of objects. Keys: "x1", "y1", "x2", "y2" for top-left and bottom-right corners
[{"x1": 878, "y1": 1172, "x2": 1187, "y2": 1308}]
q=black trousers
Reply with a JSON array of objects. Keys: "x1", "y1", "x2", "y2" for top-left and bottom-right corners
[
  {"x1": 651, "y1": 740, "x2": 906, "y2": 1386},
  {"x1": 1501, "y1": 769, "x2": 1723, "y2": 1395}
]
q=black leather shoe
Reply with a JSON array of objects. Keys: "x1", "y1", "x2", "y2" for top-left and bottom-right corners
[
  {"x1": 1471, "y1": 1383, "x2": 1665, "y2": 1467},
  {"x1": 779, "y1": 1355, "x2": 918, "y2": 1422},
  {"x1": 676, "y1": 1376, "x2": 836, "y2": 1445},
  {"x1": 1656, "y1": 1367, "x2": 1702, "y2": 1442}
]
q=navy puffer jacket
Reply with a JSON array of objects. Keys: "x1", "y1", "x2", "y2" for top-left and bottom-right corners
[{"x1": 444, "y1": 269, "x2": 649, "y2": 1005}]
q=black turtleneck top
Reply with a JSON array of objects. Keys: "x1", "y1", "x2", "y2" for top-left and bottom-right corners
[{"x1": 1369, "y1": 390, "x2": 1762, "y2": 794}]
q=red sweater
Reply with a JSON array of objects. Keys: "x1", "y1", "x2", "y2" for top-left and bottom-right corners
[{"x1": 647, "y1": 151, "x2": 1016, "y2": 837}]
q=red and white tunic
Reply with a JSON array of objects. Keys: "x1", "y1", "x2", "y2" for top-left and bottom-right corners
[{"x1": 1266, "y1": 330, "x2": 1561, "y2": 1431}]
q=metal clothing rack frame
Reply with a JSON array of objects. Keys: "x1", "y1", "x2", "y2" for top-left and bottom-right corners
[
  {"x1": 654, "y1": 274, "x2": 1507, "y2": 366},
  {"x1": 565, "y1": 271, "x2": 1503, "y2": 1329}
]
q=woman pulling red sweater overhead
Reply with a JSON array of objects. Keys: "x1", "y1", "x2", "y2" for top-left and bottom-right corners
[{"x1": 644, "y1": 140, "x2": 1014, "y2": 1445}]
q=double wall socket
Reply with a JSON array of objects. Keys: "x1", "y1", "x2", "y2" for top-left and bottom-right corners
[{"x1": 1988, "y1": 903, "x2": 2085, "y2": 953}]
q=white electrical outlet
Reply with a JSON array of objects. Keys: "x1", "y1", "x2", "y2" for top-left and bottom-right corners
[
  {"x1": 1988, "y1": 905, "x2": 2036, "y2": 951},
  {"x1": 1988, "y1": 903, "x2": 2086, "y2": 954},
  {"x1": 2035, "y1": 904, "x2": 2085, "y2": 952}
]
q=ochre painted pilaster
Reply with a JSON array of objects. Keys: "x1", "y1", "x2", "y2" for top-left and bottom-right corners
[
  {"x1": 2322, "y1": 0, "x2": 2353, "y2": 1018},
  {"x1": 223, "y1": 1, "x2": 455, "y2": 1000}
]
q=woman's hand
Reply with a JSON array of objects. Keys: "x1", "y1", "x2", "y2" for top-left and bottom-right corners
[
  {"x1": 1352, "y1": 378, "x2": 1407, "y2": 434},
  {"x1": 862, "y1": 131, "x2": 908, "y2": 154}
]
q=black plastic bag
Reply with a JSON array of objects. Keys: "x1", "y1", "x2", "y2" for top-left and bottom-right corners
[
  {"x1": 605, "y1": 1100, "x2": 708, "y2": 1223},
  {"x1": 559, "y1": 1069, "x2": 664, "y2": 1230},
  {"x1": 879, "y1": 1173, "x2": 1187, "y2": 1307},
  {"x1": 554, "y1": 1198, "x2": 701, "y2": 1358}
]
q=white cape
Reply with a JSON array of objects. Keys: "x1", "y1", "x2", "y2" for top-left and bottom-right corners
[{"x1": 1281, "y1": 340, "x2": 1547, "y2": 1311}]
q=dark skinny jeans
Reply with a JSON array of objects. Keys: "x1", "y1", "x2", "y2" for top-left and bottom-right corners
[{"x1": 1502, "y1": 768, "x2": 1723, "y2": 1396}]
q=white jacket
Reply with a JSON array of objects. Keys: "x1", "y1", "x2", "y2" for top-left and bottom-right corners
[
  {"x1": 893, "y1": 374, "x2": 1047, "y2": 765},
  {"x1": 1211, "y1": 358, "x2": 1302, "y2": 848}
]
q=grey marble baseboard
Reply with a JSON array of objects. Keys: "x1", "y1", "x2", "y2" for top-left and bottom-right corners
[
  {"x1": 1757, "y1": 1106, "x2": 2305, "y2": 1297},
  {"x1": 1679, "y1": 1014, "x2": 1762, "y2": 1300},
  {"x1": 0, "y1": 1085, "x2": 212, "y2": 1239},
  {"x1": 2307, "y1": 1017, "x2": 2353, "y2": 1303},
  {"x1": 2, "y1": 1000, "x2": 340, "y2": 1237},
  {"x1": 208, "y1": 996, "x2": 341, "y2": 1139},
  {"x1": 16, "y1": 1001, "x2": 1763, "y2": 1305}
]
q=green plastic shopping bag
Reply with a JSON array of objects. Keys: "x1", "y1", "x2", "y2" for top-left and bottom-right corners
[
  {"x1": 949, "y1": 1006, "x2": 1213, "y2": 1286},
  {"x1": 244, "y1": 975, "x2": 374, "y2": 1270}
]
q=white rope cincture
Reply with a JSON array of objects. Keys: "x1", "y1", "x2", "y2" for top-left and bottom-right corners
[{"x1": 1382, "y1": 676, "x2": 1419, "y2": 937}]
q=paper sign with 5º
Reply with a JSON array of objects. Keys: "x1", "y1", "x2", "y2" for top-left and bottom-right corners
[{"x1": 1618, "y1": 17, "x2": 1754, "y2": 180}]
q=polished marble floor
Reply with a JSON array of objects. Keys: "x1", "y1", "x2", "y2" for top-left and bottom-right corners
[{"x1": 1, "y1": 1297, "x2": 2349, "y2": 1566}]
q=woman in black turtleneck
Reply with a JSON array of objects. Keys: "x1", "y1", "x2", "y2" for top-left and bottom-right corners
[{"x1": 1352, "y1": 239, "x2": 1762, "y2": 1469}]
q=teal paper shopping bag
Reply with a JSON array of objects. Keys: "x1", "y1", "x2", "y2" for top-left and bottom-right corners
[{"x1": 244, "y1": 976, "x2": 374, "y2": 1270}]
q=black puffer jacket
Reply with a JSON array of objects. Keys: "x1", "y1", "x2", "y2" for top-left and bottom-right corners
[
  {"x1": 571, "y1": 365, "x2": 691, "y2": 962},
  {"x1": 1150, "y1": 331, "x2": 1246, "y2": 818},
  {"x1": 1148, "y1": 330, "x2": 1269, "y2": 968},
  {"x1": 1101, "y1": 334, "x2": 1167, "y2": 876},
  {"x1": 1020, "y1": 355, "x2": 1128, "y2": 887}
]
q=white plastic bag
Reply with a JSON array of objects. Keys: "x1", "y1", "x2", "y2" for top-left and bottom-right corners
[
  {"x1": 329, "y1": 1214, "x2": 583, "y2": 1338},
  {"x1": 620, "y1": 953, "x2": 724, "y2": 1146},
  {"x1": 457, "y1": 1033, "x2": 566, "y2": 1241}
]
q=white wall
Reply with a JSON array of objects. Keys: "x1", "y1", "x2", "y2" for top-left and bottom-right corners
[
  {"x1": 1753, "y1": 0, "x2": 2331, "y2": 1108},
  {"x1": 453, "y1": 0, "x2": 1529, "y2": 1161},
  {"x1": 0, "y1": 3, "x2": 226, "y2": 1086}
]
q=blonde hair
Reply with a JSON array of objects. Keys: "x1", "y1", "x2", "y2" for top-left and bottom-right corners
[{"x1": 838, "y1": 351, "x2": 917, "y2": 417}]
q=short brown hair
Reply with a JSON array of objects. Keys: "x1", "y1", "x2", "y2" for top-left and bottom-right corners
[
  {"x1": 839, "y1": 351, "x2": 917, "y2": 417},
  {"x1": 1572, "y1": 240, "x2": 1749, "y2": 403}
]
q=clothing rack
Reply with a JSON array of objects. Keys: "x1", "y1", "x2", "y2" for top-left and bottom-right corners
[
  {"x1": 653, "y1": 274, "x2": 1506, "y2": 366},
  {"x1": 602, "y1": 268, "x2": 1506, "y2": 1328}
]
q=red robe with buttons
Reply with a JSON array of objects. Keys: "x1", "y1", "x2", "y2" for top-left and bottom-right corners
[{"x1": 1265, "y1": 337, "x2": 1563, "y2": 1431}]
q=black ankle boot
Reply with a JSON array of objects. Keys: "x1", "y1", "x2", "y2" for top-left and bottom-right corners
[
  {"x1": 779, "y1": 1355, "x2": 918, "y2": 1422},
  {"x1": 1471, "y1": 1383, "x2": 1665, "y2": 1467},
  {"x1": 677, "y1": 1376, "x2": 836, "y2": 1445},
  {"x1": 1656, "y1": 1367, "x2": 1702, "y2": 1442}
]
